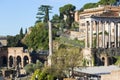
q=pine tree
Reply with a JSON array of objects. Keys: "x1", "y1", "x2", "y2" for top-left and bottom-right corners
[
  {"x1": 36, "y1": 5, "x2": 52, "y2": 23},
  {"x1": 20, "y1": 27, "x2": 24, "y2": 39}
]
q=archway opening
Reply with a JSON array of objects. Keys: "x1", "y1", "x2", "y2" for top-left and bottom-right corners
[
  {"x1": 102, "y1": 57, "x2": 105, "y2": 66},
  {"x1": 1, "y1": 56, "x2": 7, "y2": 67},
  {"x1": 16, "y1": 56, "x2": 21, "y2": 68},
  {"x1": 23, "y1": 56, "x2": 29, "y2": 67},
  {"x1": 9, "y1": 56, "x2": 13, "y2": 67}
]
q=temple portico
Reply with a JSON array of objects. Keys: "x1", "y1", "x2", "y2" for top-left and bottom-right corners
[
  {"x1": 81, "y1": 16, "x2": 120, "y2": 66},
  {"x1": 85, "y1": 16, "x2": 120, "y2": 49},
  {"x1": 78, "y1": 5, "x2": 120, "y2": 66}
]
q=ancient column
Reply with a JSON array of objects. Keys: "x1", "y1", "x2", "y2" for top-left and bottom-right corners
[
  {"x1": 21, "y1": 59, "x2": 23, "y2": 68},
  {"x1": 29, "y1": 58, "x2": 31, "y2": 64},
  {"x1": 48, "y1": 21, "x2": 52, "y2": 66},
  {"x1": 85, "y1": 21, "x2": 88, "y2": 48},
  {"x1": 102, "y1": 21, "x2": 105, "y2": 48},
  {"x1": 108, "y1": 22, "x2": 111, "y2": 48},
  {"x1": 118, "y1": 23, "x2": 120, "y2": 47},
  {"x1": 96, "y1": 21, "x2": 99, "y2": 48},
  {"x1": 89, "y1": 21, "x2": 93, "y2": 48},
  {"x1": 114, "y1": 22, "x2": 118, "y2": 48},
  {"x1": 13, "y1": 57, "x2": 16, "y2": 68}
]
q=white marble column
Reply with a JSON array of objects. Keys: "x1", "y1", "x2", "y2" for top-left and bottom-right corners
[
  {"x1": 85, "y1": 21, "x2": 88, "y2": 48},
  {"x1": 108, "y1": 22, "x2": 111, "y2": 48},
  {"x1": 118, "y1": 23, "x2": 120, "y2": 47},
  {"x1": 89, "y1": 21, "x2": 93, "y2": 48},
  {"x1": 114, "y1": 22, "x2": 117, "y2": 48},
  {"x1": 21, "y1": 59, "x2": 23, "y2": 67},
  {"x1": 48, "y1": 21, "x2": 53, "y2": 66},
  {"x1": 96, "y1": 21, "x2": 99, "y2": 48},
  {"x1": 102, "y1": 21, "x2": 105, "y2": 48}
]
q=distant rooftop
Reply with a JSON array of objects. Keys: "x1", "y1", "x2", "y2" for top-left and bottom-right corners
[
  {"x1": 75, "y1": 65, "x2": 120, "y2": 76},
  {"x1": 81, "y1": 5, "x2": 120, "y2": 14},
  {"x1": 0, "y1": 36, "x2": 7, "y2": 40}
]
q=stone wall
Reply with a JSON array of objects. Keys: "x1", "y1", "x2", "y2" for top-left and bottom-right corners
[
  {"x1": 101, "y1": 70, "x2": 120, "y2": 80},
  {"x1": 64, "y1": 78, "x2": 76, "y2": 80}
]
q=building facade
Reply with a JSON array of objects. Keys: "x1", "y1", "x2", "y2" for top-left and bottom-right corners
[
  {"x1": 101, "y1": 69, "x2": 120, "y2": 80},
  {"x1": 0, "y1": 36, "x2": 7, "y2": 47},
  {"x1": 78, "y1": 5, "x2": 120, "y2": 66},
  {"x1": 0, "y1": 47, "x2": 31, "y2": 68}
]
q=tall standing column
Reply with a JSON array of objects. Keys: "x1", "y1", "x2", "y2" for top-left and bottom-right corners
[
  {"x1": 85, "y1": 21, "x2": 88, "y2": 48},
  {"x1": 102, "y1": 21, "x2": 105, "y2": 48},
  {"x1": 108, "y1": 22, "x2": 111, "y2": 48},
  {"x1": 21, "y1": 59, "x2": 23, "y2": 68},
  {"x1": 118, "y1": 23, "x2": 120, "y2": 47},
  {"x1": 48, "y1": 21, "x2": 52, "y2": 66},
  {"x1": 89, "y1": 21, "x2": 93, "y2": 48},
  {"x1": 114, "y1": 22, "x2": 118, "y2": 48},
  {"x1": 96, "y1": 21, "x2": 99, "y2": 48},
  {"x1": 13, "y1": 57, "x2": 16, "y2": 68}
]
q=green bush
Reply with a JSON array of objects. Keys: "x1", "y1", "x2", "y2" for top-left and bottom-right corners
[
  {"x1": 24, "y1": 63, "x2": 35, "y2": 74},
  {"x1": 114, "y1": 56, "x2": 120, "y2": 65},
  {"x1": 31, "y1": 67, "x2": 54, "y2": 80}
]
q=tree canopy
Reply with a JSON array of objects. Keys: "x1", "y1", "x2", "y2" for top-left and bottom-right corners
[
  {"x1": 98, "y1": 0, "x2": 116, "y2": 5},
  {"x1": 59, "y1": 4, "x2": 76, "y2": 29},
  {"x1": 52, "y1": 45, "x2": 83, "y2": 78},
  {"x1": 36, "y1": 5, "x2": 52, "y2": 23},
  {"x1": 7, "y1": 27, "x2": 26, "y2": 47},
  {"x1": 83, "y1": 3, "x2": 98, "y2": 9},
  {"x1": 22, "y1": 22, "x2": 49, "y2": 51},
  {"x1": 82, "y1": 0, "x2": 116, "y2": 10}
]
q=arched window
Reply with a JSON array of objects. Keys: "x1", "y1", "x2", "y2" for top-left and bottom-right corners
[
  {"x1": 9, "y1": 56, "x2": 13, "y2": 67},
  {"x1": 16, "y1": 56, "x2": 21, "y2": 68},
  {"x1": 23, "y1": 56, "x2": 29, "y2": 67},
  {"x1": 1, "y1": 56, "x2": 7, "y2": 67}
]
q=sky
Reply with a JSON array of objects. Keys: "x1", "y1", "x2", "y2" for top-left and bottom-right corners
[{"x1": 0, "y1": 0, "x2": 99, "y2": 36}]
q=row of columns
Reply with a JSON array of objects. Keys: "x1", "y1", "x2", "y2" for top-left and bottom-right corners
[{"x1": 85, "y1": 20, "x2": 120, "y2": 49}]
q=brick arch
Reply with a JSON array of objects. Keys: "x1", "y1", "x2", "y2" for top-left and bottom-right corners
[
  {"x1": 23, "y1": 56, "x2": 29, "y2": 67},
  {"x1": 9, "y1": 56, "x2": 14, "y2": 67},
  {"x1": 100, "y1": 53, "x2": 109, "y2": 66},
  {"x1": 1, "y1": 56, "x2": 7, "y2": 67},
  {"x1": 101, "y1": 57, "x2": 105, "y2": 66},
  {"x1": 16, "y1": 56, "x2": 22, "y2": 67},
  {"x1": 0, "y1": 47, "x2": 31, "y2": 68}
]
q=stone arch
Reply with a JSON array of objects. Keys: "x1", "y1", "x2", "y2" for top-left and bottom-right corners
[
  {"x1": 1, "y1": 56, "x2": 7, "y2": 67},
  {"x1": 23, "y1": 56, "x2": 29, "y2": 67},
  {"x1": 100, "y1": 53, "x2": 109, "y2": 66},
  {"x1": 102, "y1": 57, "x2": 105, "y2": 66},
  {"x1": 9, "y1": 56, "x2": 14, "y2": 67},
  {"x1": 16, "y1": 56, "x2": 21, "y2": 67}
]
